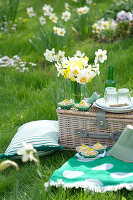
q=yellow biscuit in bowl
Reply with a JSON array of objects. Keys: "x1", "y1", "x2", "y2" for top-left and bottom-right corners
[
  {"x1": 93, "y1": 142, "x2": 104, "y2": 150},
  {"x1": 86, "y1": 148, "x2": 98, "y2": 156},
  {"x1": 77, "y1": 144, "x2": 88, "y2": 152}
]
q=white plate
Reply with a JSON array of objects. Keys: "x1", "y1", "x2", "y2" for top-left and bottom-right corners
[
  {"x1": 94, "y1": 102, "x2": 133, "y2": 113},
  {"x1": 95, "y1": 97, "x2": 133, "y2": 110}
]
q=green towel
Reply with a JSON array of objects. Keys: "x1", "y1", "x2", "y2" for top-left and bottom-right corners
[{"x1": 45, "y1": 150, "x2": 133, "y2": 192}]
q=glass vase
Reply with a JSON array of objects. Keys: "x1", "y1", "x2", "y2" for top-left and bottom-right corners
[{"x1": 70, "y1": 81, "x2": 86, "y2": 103}]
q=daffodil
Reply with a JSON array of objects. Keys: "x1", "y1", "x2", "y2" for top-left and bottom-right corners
[
  {"x1": 95, "y1": 49, "x2": 107, "y2": 64},
  {"x1": 57, "y1": 50, "x2": 65, "y2": 61},
  {"x1": 27, "y1": 7, "x2": 36, "y2": 18},
  {"x1": 46, "y1": 49, "x2": 107, "y2": 83},
  {"x1": 86, "y1": 0, "x2": 92, "y2": 4},
  {"x1": 17, "y1": 142, "x2": 39, "y2": 166},
  {"x1": 42, "y1": 4, "x2": 53, "y2": 16},
  {"x1": 61, "y1": 11, "x2": 71, "y2": 22},
  {"x1": 77, "y1": 8, "x2": 84, "y2": 15},
  {"x1": 63, "y1": 67, "x2": 71, "y2": 79},
  {"x1": 44, "y1": 48, "x2": 56, "y2": 62},
  {"x1": 74, "y1": 50, "x2": 85, "y2": 58},
  {"x1": 92, "y1": 63, "x2": 100, "y2": 75},
  {"x1": 49, "y1": 13, "x2": 58, "y2": 23},
  {"x1": 57, "y1": 27, "x2": 66, "y2": 36},
  {"x1": 53, "y1": 26, "x2": 58, "y2": 33},
  {"x1": 92, "y1": 19, "x2": 118, "y2": 36},
  {"x1": 83, "y1": 6, "x2": 90, "y2": 14},
  {"x1": 77, "y1": 6, "x2": 89, "y2": 15},
  {"x1": 39, "y1": 16, "x2": 46, "y2": 25},
  {"x1": 64, "y1": 3, "x2": 71, "y2": 11}
]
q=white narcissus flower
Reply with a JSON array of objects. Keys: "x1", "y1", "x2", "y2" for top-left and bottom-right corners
[
  {"x1": 74, "y1": 50, "x2": 85, "y2": 58},
  {"x1": 53, "y1": 54, "x2": 58, "y2": 62},
  {"x1": 76, "y1": 69, "x2": 90, "y2": 84},
  {"x1": 77, "y1": 7, "x2": 84, "y2": 15},
  {"x1": 101, "y1": 21, "x2": 109, "y2": 30},
  {"x1": 92, "y1": 63, "x2": 100, "y2": 75},
  {"x1": 57, "y1": 28, "x2": 66, "y2": 36},
  {"x1": 69, "y1": 65, "x2": 79, "y2": 80},
  {"x1": 57, "y1": 50, "x2": 65, "y2": 61},
  {"x1": 27, "y1": 7, "x2": 36, "y2": 18},
  {"x1": 55, "y1": 62, "x2": 64, "y2": 77},
  {"x1": 88, "y1": 70, "x2": 97, "y2": 81},
  {"x1": 61, "y1": 11, "x2": 71, "y2": 22},
  {"x1": 53, "y1": 26, "x2": 66, "y2": 36},
  {"x1": 39, "y1": 16, "x2": 46, "y2": 25},
  {"x1": 86, "y1": 0, "x2": 92, "y2": 4},
  {"x1": 54, "y1": 50, "x2": 107, "y2": 84},
  {"x1": 0, "y1": 160, "x2": 19, "y2": 172},
  {"x1": 64, "y1": 3, "x2": 71, "y2": 11},
  {"x1": 53, "y1": 26, "x2": 58, "y2": 34},
  {"x1": 49, "y1": 13, "x2": 58, "y2": 23},
  {"x1": 95, "y1": 49, "x2": 107, "y2": 64},
  {"x1": 92, "y1": 19, "x2": 118, "y2": 34},
  {"x1": 92, "y1": 23, "x2": 97, "y2": 32},
  {"x1": 42, "y1": 4, "x2": 53, "y2": 16},
  {"x1": 17, "y1": 142, "x2": 37, "y2": 162},
  {"x1": 82, "y1": 6, "x2": 90, "y2": 14},
  {"x1": 44, "y1": 48, "x2": 56, "y2": 62},
  {"x1": 77, "y1": 6, "x2": 89, "y2": 15}
]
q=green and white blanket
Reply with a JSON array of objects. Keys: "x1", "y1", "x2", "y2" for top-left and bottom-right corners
[{"x1": 45, "y1": 151, "x2": 133, "y2": 192}]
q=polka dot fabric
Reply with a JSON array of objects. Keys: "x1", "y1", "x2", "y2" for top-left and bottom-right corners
[{"x1": 45, "y1": 149, "x2": 133, "y2": 192}]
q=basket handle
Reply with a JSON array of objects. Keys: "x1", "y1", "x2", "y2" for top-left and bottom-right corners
[{"x1": 75, "y1": 129, "x2": 121, "y2": 140}]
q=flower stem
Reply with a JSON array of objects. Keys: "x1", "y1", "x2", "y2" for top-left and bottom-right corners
[{"x1": 15, "y1": 171, "x2": 18, "y2": 200}]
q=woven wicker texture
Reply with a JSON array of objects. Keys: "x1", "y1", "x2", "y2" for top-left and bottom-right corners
[{"x1": 57, "y1": 106, "x2": 133, "y2": 150}]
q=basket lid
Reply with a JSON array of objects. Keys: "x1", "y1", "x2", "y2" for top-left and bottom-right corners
[{"x1": 56, "y1": 106, "x2": 133, "y2": 120}]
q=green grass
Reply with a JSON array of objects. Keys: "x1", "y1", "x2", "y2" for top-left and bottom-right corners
[{"x1": 0, "y1": 0, "x2": 133, "y2": 199}]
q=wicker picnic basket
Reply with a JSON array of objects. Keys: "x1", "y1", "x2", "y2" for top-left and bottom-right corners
[{"x1": 57, "y1": 106, "x2": 133, "y2": 150}]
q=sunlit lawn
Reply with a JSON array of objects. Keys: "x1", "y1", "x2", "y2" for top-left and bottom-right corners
[{"x1": 0, "y1": 0, "x2": 133, "y2": 199}]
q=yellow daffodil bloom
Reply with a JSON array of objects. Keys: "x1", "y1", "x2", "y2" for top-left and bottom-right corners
[
  {"x1": 80, "y1": 77, "x2": 87, "y2": 83},
  {"x1": 88, "y1": 78, "x2": 92, "y2": 82},
  {"x1": 73, "y1": 69, "x2": 79, "y2": 75}
]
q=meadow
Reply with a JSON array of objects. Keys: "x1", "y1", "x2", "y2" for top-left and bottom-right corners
[{"x1": 0, "y1": 0, "x2": 133, "y2": 199}]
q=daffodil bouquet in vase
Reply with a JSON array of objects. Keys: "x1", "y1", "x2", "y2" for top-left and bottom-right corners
[{"x1": 55, "y1": 49, "x2": 107, "y2": 103}]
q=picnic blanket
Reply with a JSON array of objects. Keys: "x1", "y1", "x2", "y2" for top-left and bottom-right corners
[{"x1": 44, "y1": 150, "x2": 133, "y2": 192}]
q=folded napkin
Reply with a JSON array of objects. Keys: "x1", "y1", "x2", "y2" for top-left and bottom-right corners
[{"x1": 87, "y1": 92, "x2": 100, "y2": 105}]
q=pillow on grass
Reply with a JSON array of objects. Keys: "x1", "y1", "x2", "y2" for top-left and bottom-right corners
[{"x1": 0, "y1": 120, "x2": 63, "y2": 160}]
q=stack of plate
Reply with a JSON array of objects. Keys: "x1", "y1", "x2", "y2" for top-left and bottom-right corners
[{"x1": 94, "y1": 97, "x2": 133, "y2": 113}]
